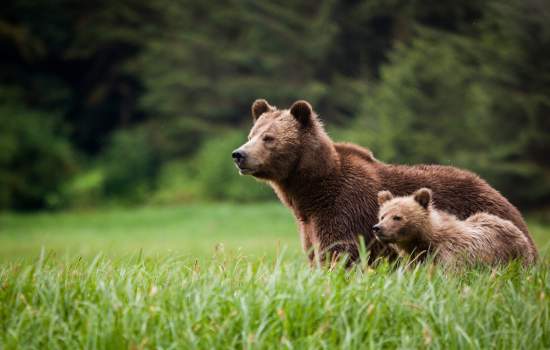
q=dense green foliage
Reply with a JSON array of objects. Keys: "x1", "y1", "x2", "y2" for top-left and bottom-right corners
[
  {"x1": 1, "y1": 204, "x2": 549, "y2": 348},
  {"x1": 0, "y1": 88, "x2": 76, "y2": 210},
  {"x1": 354, "y1": 3, "x2": 550, "y2": 208},
  {"x1": 1, "y1": 0, "x2": 549, "y2": 209}
]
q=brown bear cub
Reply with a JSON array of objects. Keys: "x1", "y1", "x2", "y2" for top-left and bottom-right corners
[
  {"x1": 374, "y1": 188, "x2": 537, "y2": 267},
  {"x1": 233, "y1": 99, "x2": 537, "y2": 265}
]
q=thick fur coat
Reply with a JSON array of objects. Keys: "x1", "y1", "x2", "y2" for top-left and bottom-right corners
[
  {"x1": 232, "y1": 99, "x2": 537, "y2": 264},
  {"x1": 375, "y1": 188, "x2": 537, "y2": 266}
]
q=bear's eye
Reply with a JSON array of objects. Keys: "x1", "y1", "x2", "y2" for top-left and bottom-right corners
[
  {"x1": 263, "y1": 135, "x2": 275, "y2": 143},
  {"x1": 393, "y1": 216, "x2": 402, "y2": 221}
]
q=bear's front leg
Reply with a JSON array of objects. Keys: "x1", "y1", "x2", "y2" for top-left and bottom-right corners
[
  {"x1": 298, "y1": 221, "x2": 316, "y2": 265},
  {"x1": 316, "y1": 229, "x2": 359, "y2": 268}
]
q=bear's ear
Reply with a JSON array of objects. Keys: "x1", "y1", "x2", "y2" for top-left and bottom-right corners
[
  {"x1": 377, "y1": 190, "x2": 394, "y2": 206},
  {"x1": 413, "y1": 188, "x2": 432, "y2": 209},
  {"x1": 251, "y1": 99, "x2": 274, "y2": 124},
  {"x1": 290, "y1": 100, "x2": 313, "y2": 127}
]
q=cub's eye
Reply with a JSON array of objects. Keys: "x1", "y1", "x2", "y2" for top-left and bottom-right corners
[
  {"x1": 393, "y1": 216, "x2": 402, "y2": 221},
  {"x1": 263, "y1": 135, "x2": 275, "y2": 143}
]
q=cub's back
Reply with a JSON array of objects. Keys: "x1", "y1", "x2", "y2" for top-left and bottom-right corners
[{"x1": 466, "y1": 213, "x2": 536, "y2": 265}]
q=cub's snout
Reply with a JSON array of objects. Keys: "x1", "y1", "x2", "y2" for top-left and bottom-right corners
[{"x1": 372, "y1": 223, "x2": 393, "y2": 242}]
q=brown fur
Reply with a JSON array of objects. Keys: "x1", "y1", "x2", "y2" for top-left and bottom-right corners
[
  {"x1": 375, "y1": 189, "x2": 537, "y2": 267},
  {"x1": 233, "y1": 99, "x2": 538, "y2": 265}
]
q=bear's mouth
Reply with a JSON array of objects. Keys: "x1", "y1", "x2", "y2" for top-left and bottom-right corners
[
  {"x1": 239, "y1": 168, "x2": 254, "y2": 175},
  {"x1": 235, "y1": 164, "x2": 255, "y2": 175},
  {"x1": 374, "y1": 232, "x2": 394, "y2": 243}
]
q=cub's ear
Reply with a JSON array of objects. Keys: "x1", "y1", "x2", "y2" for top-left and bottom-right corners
[
  {"x1": 290, "y1": 100, "x2": 313, "y2": 126},
  {"x1": 377, "y1": 190, "x2": 394, "y2": 206},
  {"x1": 251, "y1": 99, "x2": 274, "y2": 123},
  {"x1": 413, "y1": 188, "x2": 432, "y2": 209}
]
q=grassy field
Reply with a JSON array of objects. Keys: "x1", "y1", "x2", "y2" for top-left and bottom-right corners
[
  {"x1": 1, "y1": 203, "x2": 549, "y2": 349},
  {"x1": 0, "y1": 203, "x2": 300, "y2": 262}
]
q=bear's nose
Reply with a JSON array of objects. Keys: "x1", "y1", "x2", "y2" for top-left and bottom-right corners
[
  {"x1": 372, "y1": 224, "x2": 381, "y2": 233},
  {"x1": 232, "y1": 149, "x2": 246, "y2": 163}
]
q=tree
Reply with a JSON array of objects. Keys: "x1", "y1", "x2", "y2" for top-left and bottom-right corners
[{"x1": 353, "y1": 0, "x2": 550, "y2": 208}]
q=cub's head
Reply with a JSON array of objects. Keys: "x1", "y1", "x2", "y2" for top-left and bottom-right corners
[
  {"x1": 372, "y1": 188, "x2": 433, "y2": 243},
  {"x1": 232, "y1": 99, "x2": 322, "y2": 181}
]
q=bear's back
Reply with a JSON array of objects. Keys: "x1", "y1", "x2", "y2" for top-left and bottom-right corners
[
  {"x1": 334, "y1": 142, "x2": 378, "y2": 164},
  {"x1": 465, "y1": 213, "x2": 536, "y2": 265},
  {"x1": 421, "y1": 210, "x2": 534, "y2": 266}
]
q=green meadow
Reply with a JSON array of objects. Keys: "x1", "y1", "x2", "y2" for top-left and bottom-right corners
[
  {"x1": 0, "y1": 204, "x2": 299, "y2": 262},
  {"x1": 1, "y1": 204, "x2": 549, "y2": 349}
]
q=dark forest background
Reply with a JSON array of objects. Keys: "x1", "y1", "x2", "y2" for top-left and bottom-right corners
[{"x1": 1, "y1": 0, "x2": 549, "y2": 211}]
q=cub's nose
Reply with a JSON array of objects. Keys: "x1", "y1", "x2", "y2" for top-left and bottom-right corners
[
  {"x1": 232, "y1": 149, "x2": 246, "y2": 164},
  {"x1": 372, "y1": 224, "x2": 381, "y2": 233}
]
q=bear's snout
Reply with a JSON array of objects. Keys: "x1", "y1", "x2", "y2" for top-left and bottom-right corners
[
  {"x1": 373, "y1": 224, "x2": 391, "y2": 242},
  {"x1": 232, "y1": 149, "x2": 247, "y2": 165},
  {"x1": 232, "y1": 148, "x2": 256, "y2": 175}
]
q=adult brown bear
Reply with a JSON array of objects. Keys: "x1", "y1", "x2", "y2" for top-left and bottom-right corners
[{"x1": 232, "y1": 99, "x2": 537, "y2": 264}]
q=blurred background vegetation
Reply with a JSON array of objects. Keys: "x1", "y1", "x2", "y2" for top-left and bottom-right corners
[{"x1": 1, "y1": 0, "x2": 549, "y2": 212}]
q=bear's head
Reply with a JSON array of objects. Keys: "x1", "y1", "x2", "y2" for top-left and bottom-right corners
[
  {"x1": 372, "y1": 188, "x2": 433, "y2": 244},
  {"x1": 232, "y1": 99, "x2": 327, "y2": 181}
]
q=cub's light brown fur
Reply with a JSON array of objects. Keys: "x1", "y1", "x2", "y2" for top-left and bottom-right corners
[
  {"x1": 233, "y1": 99, "x2": 537, "y2": 265},
  {"x1": 375, "y1": 189, "x2": 537, "y2": 267}
]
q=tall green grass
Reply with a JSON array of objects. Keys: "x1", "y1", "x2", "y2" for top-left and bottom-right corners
[
  {"x1": 0, "y1": 204, "x2": 549, "y2": 348},
  {"x1": 1, "y1": 250, "x2": 549, "y2": 349}
]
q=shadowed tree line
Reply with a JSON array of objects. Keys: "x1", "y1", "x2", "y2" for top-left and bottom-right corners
[{"x1": 0, "y1": 0, "x2": 549, "y2": 210}]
